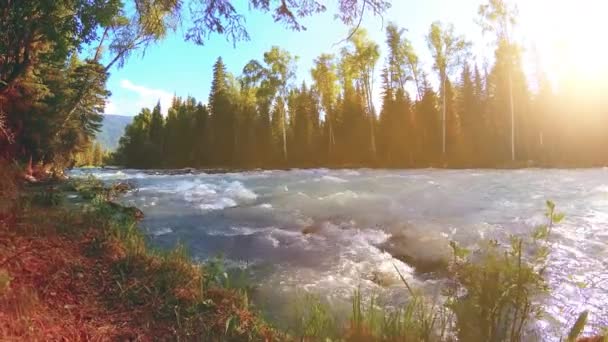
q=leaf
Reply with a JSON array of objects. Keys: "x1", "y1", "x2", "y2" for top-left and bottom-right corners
[
  {"x1": 567, "y1": 310, "x2": 588, "y2": 342},
  {"x1": 449, "y1": 241, "x2": 470, "y2": 258},
  {"x1": 392, "y1": 263, "x2": 415, "y2": 297},
  {"x1": 552, "y1": 212, "x2": 565, "y2": 224},
  {"x1": 225, "y1": 315, "x2": 234, "y2": 335},
  {"x1": 533, "y1": 225, "x2": 549, "y2": 240},
  {"x1": 546, "y1": 200, "x2": 555, "y2": 211}
]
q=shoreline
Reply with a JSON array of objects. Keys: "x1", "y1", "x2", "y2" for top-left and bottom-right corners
[
  {"x1": 80, "y1": 163, "x2": 608, "y2": 177},
  {"x1": 0, "y1": 178, "x2": 278, "y2": 340}
]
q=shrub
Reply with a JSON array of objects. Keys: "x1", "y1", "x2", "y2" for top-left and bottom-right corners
[
  {"x1": 447, "y1": 201, "x2": 561, "y2": 342},
  {"x1": 289, "y1": 293, "x2": 339, "y2": 340},
  {"x1": 284, "y1": 201, "x2": 578, "y2": 342}
]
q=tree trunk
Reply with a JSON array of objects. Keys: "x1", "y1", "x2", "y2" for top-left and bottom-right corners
[
  {"x1": 281, "y1": 108, "x2": 287, "y2": 162},
  {"x1": 442, "y1": 74, "x2": 447, "y2": 158},
  {"x1": 509, "y1": 69, "x2": 515, "y2": 161}
]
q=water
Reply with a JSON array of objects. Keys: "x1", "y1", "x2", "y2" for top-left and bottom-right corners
[{"x1": 70, "y1": 168, "x2": 608, "y2": 339}]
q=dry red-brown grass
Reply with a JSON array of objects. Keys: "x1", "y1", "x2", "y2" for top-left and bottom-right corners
[
  {"x1": 0, "y1": 226, "x2": 156, "y2": 341},
  {"x1": 0, "y1": 177, "x2": 279, "y2": 341}
]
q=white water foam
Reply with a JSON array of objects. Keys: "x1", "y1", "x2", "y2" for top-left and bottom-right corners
[{"x1": 149, "y1": 227, "x2": 173, "y2": 236}]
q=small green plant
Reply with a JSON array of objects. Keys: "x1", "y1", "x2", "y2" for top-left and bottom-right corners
[
  {"x1": 447, "y1": 201, "x2": 561, "y2": 342},
  {"x1": 30, "y1": 188, "x2": 64, "y2": 206},
  {"x1": 203, "y1": 256, "x2": 230, "y2": 290},
  {"x1": 566, "y1": 311, "x2": 588, "y2": 342},
  {"x1": 390, "y1": 266, "x2": 452, "y2": 341},
  {"x1": 562, "y1": 311, "x2": 608, "y2": 342},
  {"x1": 290, "y1": 292, "x2": 338, "y2": 340}
]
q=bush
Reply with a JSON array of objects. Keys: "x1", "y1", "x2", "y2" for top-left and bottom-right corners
[
  {"x1": 284, "y1": 201, "x2": 595, "y2": 342},
  {"x1": 288, "y1": 293, "x2": 339, "y2": 340},
  {"x1": 447, "y1": 201, "x2": 561, "y2": 342}
]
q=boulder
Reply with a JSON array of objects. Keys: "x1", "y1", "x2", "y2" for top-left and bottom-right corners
[
  {"x1": 379, "y1": 226, "x2": 451, "y2": 275},
  {"x1": 368, "y1": 270, "x2": 400, "y2": 287},
  {"x1": 301, "y1": 224, "x2": 323, "y2": 235}
]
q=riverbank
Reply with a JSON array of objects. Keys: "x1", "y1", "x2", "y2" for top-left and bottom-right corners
[
  {"x1": 94, "y1": 159, "x2": 608, "y2": 178},
  {"x1": 0, "y1": 175, "x2": 277, "y2": 340}
]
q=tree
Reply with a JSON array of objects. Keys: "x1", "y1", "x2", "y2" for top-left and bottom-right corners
[
  {"x1": 311, "y1": 54, "x2": 338, "y2": 156},
  {"x1": 478, "y1": 0, "x2": 518, "y2": 161},
  {"x1": 241, "y1": 47, "x2": 296, "y2": 165},
  {"x1": 289, "y1": 83, "x2": 319, "y2": 166},
  {"x1": 114, "y1": 108, "x2": 152, "y2": 168},
  {"x1": 384, "y1": 24, "x2": 409, "y2": 92},
  {"x1": 1, "y1": 0, "x2": 391, "y2": 171},
  {"x1": 263, "y1": 47, "x2": 297, "y2": 163},
  {"x1": 311, "y1": 54, "x2": 339, "y2": 159},
  {"x1": 484, "y1": 40, "x2": 529, "y2": 164},
  {"x1": 457, "y1": 63, "x2": 476, "y2": 163},
  {"x1": 193, "y1": 102, "x2": 210, "y2": 166},
  {"x1": 208, "y1": 57, "x2": 236, "y2": 166},
  {"x1": 149, "y1": 101, "x2": 164, "y2": 157},
  {"x1": 426, "y1": 21, "x2": 470, "y2": 160},
  {"x1": 415, "y1": 74, "x2": 441, "y2": 164},
  {"x1": 270, "y1": 96, "x2": 287, "y2": 163},
  {"x1": 186, "y1": 0, "x2": 391, "y2": 44},
  {"x1": 0, "y1": 0, "x2": 119, "y2": 94},
  {"x1": 380, "y1": 23, "x2": 418, "y2": 166},
  {"x1": 342, "y1": 29, "x2": 380, "y2": 162}
]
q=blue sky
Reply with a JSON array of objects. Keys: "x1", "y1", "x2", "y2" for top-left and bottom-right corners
[{"x1": 103, "y1": 0, "x2": 605, "y2": 116}]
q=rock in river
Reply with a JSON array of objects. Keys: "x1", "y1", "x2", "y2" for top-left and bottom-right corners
[{"x1": 378, "y1": 226, "x2": 451, "y2": 275}]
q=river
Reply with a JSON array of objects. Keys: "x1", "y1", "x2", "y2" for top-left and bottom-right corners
[{"x1": 70, "y1": 168, "x2": 608, "y2": 340}]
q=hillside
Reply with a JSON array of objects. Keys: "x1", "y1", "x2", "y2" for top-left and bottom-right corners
[{"x1": 95, "y1": 115, "x2": 132, "y2": 151}]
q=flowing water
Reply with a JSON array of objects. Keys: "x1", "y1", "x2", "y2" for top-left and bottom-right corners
[{"x1": 70, "y1": 168, "x2": 608, "y2": 340}]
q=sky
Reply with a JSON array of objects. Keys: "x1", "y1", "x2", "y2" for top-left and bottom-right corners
[{"x1": 103, "y1": 0, "x2": 607, "y2": 116}]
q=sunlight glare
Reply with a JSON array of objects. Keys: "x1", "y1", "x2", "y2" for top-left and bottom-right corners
[{"x1": 519, "y1": 0, "x2": 608, "y2": 86}]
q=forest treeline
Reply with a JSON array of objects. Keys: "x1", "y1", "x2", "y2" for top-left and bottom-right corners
[
  {"x1": 0, "y1": 0, "x2": 387, "y2": 173},
  {"x1": 114, "y1": 20, "x2": 608, "y2": 169},
  {"x1": 1, "y1": 0, "x2": 606, "y2": 171}
]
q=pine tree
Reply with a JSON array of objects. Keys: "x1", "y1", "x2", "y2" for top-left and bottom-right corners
[
  {"x1": 149, "y1": 101, "x2": 164, "y2": 158},
  {"x1": 415, "y1": 74, "x2": 441, "y2": 165},
  {"x1": 458, "y1": 63, "x2": 476, "y2": 164},
  {"x1": 209, "y1": 57, "x2": 236, "y2": 166}
]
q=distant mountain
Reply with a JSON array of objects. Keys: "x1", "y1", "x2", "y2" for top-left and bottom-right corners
[{"x1": 96, "y1": 114, "x2": 132, "y2": 151}]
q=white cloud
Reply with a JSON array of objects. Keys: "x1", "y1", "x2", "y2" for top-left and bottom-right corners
[
  {"x1": 104, "y1": 99, "x2": 117, "y2": 115},
  {"x1": 119, "y1": 79, "x2": 173, "y2": 115}
]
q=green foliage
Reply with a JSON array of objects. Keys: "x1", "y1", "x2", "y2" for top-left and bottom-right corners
[
  {"x1": 202, "y1": 256, "x2": 254, "y2": 292},
  {"x1": 276, "y1": 202, "x2": 595, "y2": 342},
  {"x1": 107, "y1": 12, "x2": 569, "y2": 170},
  {"x1": 26, "y1": 186, "x2": 65, "y2": 207},
  {"x1": 3, "y1": 0, "x2": 608, "y2": 171},
  {"x1": 447, "y1": 201, "x2": 561, "y2": 342},
  {"x1": 290, "y1": 293, "x2": 339, "y2": 340},
  {"x1": 72, "y1": 142, "x2": 109, "y2": 167},
  {"x1": 566, "y1": 311, "x2": 588, "y2": 342}
]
